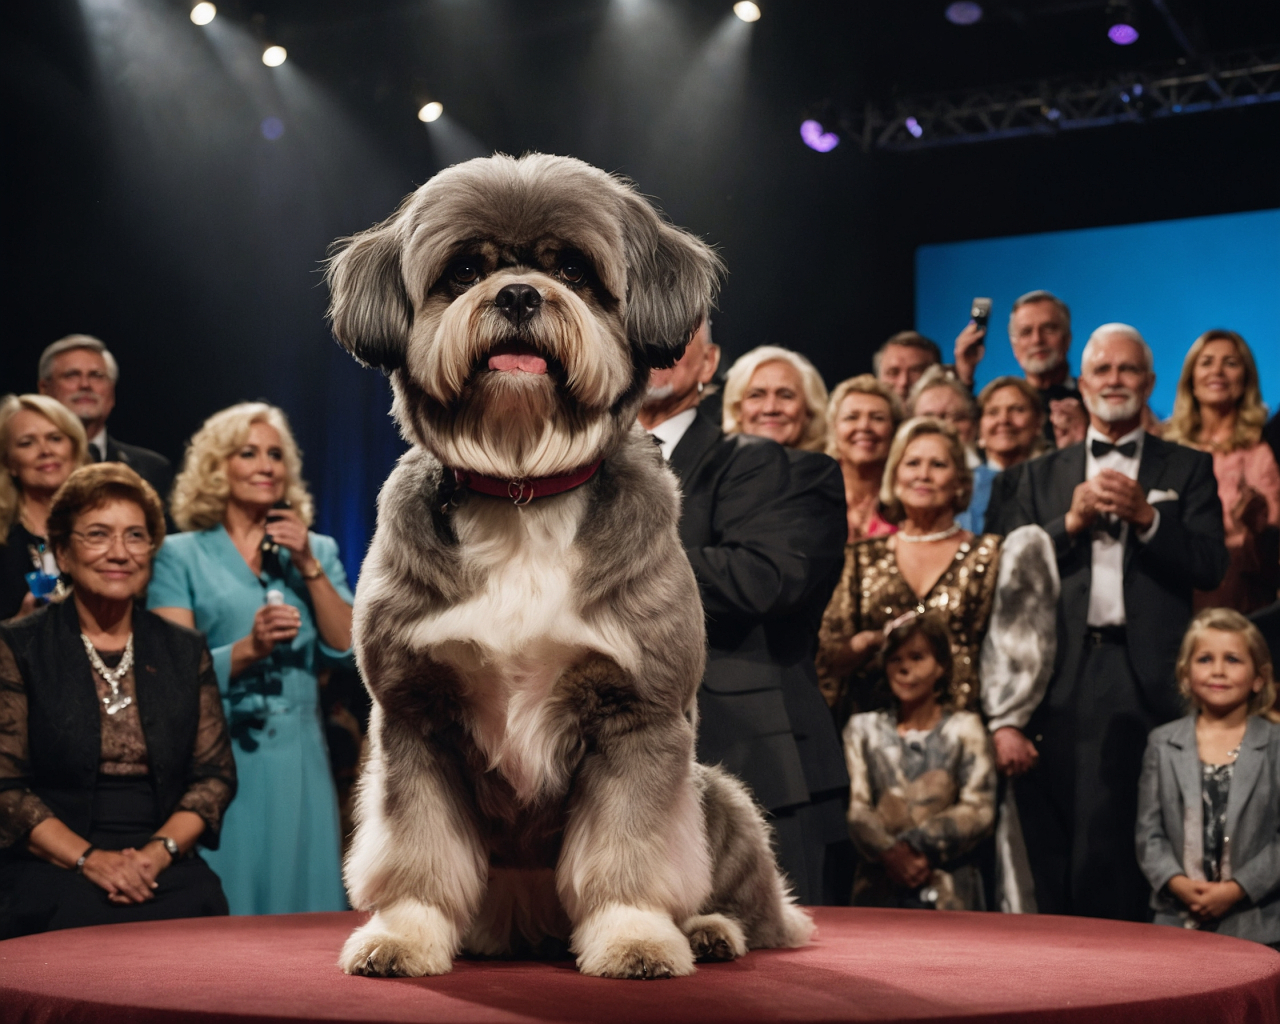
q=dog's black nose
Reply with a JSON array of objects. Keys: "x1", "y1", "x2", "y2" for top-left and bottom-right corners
[{"x1": 493, "y1": 283, "x2": 543, "y2": 325}]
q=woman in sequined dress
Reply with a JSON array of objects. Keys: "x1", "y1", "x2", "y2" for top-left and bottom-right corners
[{"x1": 818, "y1": 418, "x2": 1001, "y2": 721}]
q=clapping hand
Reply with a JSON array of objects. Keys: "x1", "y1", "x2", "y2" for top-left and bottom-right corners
[
  {"x1": 1049, "y1": 397, "x2": 1088, "y2": 449},
  {"x1": 1233, "y1": 484, "x2": 1269, "y2": 537},
  {"x1": 1064, "y1": 479, "x2": 1105, "y2": 535},
  {"x1": 1092, "y1": 470, "x2": 1155, "y2": 529},
  {"x1": 1065, "y1": 471, "x2": 1154, "y2": 535}
]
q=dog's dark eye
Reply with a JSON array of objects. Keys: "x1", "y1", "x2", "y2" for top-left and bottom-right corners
[
  {"x1": 559, "y1": 258, "x2": 587, "y2": 284},
  {"x1": 451, "y1": 258, "x2": 483, "y2": 286}
]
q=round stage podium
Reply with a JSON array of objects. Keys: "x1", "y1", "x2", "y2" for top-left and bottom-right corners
[{"x1": 2, "y1": 907, "x2": 1278, "y2": 1023}]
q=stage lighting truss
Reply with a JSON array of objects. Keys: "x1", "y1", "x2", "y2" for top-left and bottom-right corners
[{"x1": 833, "y1": 48, "x2": 1280, "y2": 152}]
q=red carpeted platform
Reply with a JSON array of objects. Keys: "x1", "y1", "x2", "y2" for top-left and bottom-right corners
[{"x1": 2, "y1": 907, "x2": 1279, "y2": 1024}]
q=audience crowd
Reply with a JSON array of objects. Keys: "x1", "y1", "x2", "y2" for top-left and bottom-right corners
[{"x1": 4, "y1": 298, "x2": 1280, "y2": 949}]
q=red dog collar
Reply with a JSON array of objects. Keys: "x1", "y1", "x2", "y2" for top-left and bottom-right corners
[{"x1": 451, "y1": 459, "x2": 603, "y2": 506}]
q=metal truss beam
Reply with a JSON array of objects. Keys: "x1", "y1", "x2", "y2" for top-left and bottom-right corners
[{"x1": 837, "y1": 49, "x2": 1280, "y2": 152}]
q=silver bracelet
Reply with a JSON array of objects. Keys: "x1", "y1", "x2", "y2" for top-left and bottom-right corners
[{"x1": 75, "y1": 845, "x2": 95, "y2": 874}]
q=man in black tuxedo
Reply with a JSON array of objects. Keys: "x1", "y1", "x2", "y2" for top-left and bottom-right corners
[
  {"x1": 986, "y1": 323, "x2": 1227, "y2": 920},
  {"x1": 37, "y1": 336, "x2": 173, "y2": 502},
  {"x1": 639, "y1": 321, "x2": 849, "y2": 905}
]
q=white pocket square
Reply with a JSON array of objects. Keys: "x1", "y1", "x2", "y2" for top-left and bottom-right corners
[{"x1": 1146, "y1": 488, "x2": 1178, "y2": 503}]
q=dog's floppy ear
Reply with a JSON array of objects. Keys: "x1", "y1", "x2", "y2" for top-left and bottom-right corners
[
  {"x1": 325, "y1": 219, "x2": 412, "y2": 372},
  {"x1": 619, "y1": 191, "x2": 725, "y2": 370}
]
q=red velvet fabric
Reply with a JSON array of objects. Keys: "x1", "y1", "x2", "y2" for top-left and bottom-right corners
[{"x1": 2, "y1": 908, "x2": 1278, "y2": 1024}]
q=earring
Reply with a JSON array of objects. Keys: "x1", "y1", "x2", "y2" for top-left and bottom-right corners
[{"x1": 697, "y1": 382, "x2": 705, "y2": 394}]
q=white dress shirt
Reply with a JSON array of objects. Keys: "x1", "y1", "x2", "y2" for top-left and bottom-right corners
[
  {"x1": 1084, "y1": 424, "x2": 1160, "y2": 627},
  {"x1": 646, "y1": 407, "x2": 698, "y2": 462}
]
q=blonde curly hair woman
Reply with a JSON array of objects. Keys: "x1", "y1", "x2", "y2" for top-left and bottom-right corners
[{"x1": 149, "y1": 402, "x2": 353, "y2": 915}]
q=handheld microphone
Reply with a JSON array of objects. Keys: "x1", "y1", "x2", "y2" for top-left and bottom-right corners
[{"x1": 261, "y1": 499, "x2": 291, "y2": 577}]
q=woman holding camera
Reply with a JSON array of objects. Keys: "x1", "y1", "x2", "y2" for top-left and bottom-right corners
[{"x1": 149, "y1": 403, "x2": 353, "y2": 915}]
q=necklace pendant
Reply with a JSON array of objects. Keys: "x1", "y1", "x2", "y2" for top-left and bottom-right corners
[{"x1": 103, "y1": 693, "x2": 133, "y2": 716}]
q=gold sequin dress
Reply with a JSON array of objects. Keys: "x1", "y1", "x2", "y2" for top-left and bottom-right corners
[{"x1": 817, "y1": 534, "x2": 1002, "y2": 718}]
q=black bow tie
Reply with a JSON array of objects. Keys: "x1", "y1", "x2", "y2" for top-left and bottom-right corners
[
  {"x1": 1094, "y1": 516, "x2": 1125, "y2": 540},
  {"x1": 1091, "y1": 439, "x2": 1137, "y2": 459}
]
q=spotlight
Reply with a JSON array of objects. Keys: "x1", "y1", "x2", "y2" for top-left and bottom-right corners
[
  {"x1": 799, "y1": 119, "x2": 839, "y2": 153},
  {"x1": 733, "y1": 2, "x2": 761, "y2": 23},
  {"x1": 944, "y1": 2, "x2": 983, "y2": 26},
  {"x1": 262, "y1": 45, "x2": 287, "y2": 67},
  {"x1": 418, "y1": 101, "x2": 444, "y2": 123},
  {"x1": 260, "y1": 117, "x2": 284, "y2": 141},
  {"x1": 189, "y1": 2, "x2": 216, "y2": 25},
  {"x1": 1106, "y1": 2, "x2": 1139, "y2": 45},
  {"x1": 904, "y1": 116, "x2": 924, "y2": 139}
]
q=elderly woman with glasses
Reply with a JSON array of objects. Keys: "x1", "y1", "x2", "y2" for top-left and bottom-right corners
[{"x1": 0, "y1": 463, "x2": 235, "y2": 937}]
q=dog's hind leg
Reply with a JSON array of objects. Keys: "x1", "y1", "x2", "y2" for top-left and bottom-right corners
[
  {"x1": 556, "y1": 670, "x2": 712, "y2": 979},
  {"x1": 339, "y1": 705, "x2": 488, "y2": 977},
  {"x1": 695, "y1": 764, "x2": 814, "y2": 951}
]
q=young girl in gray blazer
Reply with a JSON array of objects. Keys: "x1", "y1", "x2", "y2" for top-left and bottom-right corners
[{"x1": 1136, "y1": 607, "x2": 1280, "y2": 946}]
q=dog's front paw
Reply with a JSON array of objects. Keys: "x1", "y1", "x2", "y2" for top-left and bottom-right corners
[
  {"x1": 681, "y1": 913, "x2": 747, "y2": 962},
  {"x1": 572, "y1": 905, "x2": 696, "y2": 979},
  {"x1": 338, "y1": 903, "x2": 458, "y2": 977}
]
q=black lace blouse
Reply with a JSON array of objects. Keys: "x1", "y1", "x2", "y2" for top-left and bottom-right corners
[{"x1": 0, "y1": 636, "x2": 235, "y2": 848}]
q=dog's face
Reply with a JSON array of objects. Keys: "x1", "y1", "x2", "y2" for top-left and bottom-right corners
[{"x1": 326, "y1": 154, "x2": 723, "y2": 479}]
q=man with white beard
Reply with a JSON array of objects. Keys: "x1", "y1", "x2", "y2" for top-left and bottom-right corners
[{"x1": 984, "y1": 324, "x2": 1228, "y2": 921}]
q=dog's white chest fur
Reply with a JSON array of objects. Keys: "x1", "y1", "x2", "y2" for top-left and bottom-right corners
[{"x1": 406, "y1": 491, "x2": 634, "y2": 801}]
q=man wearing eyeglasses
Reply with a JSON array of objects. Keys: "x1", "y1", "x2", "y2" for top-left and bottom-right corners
[{"x1": 36, "y1": 335, "x2": 173, "y2": 504}]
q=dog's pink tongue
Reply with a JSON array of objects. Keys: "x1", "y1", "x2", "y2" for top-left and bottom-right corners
[{"x1": 488, "y1": 351, "x2": 548, "y2": 374}]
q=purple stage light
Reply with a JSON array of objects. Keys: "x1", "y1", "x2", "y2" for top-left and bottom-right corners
[
  {"x1": 945, "y1": 2, "x2": 983, "y2": 26},
  {"x1": 905, "y1": 116, "x2": 923, "y2": 139},
  {"x1": 260, "y1": 117, "x2": 284, "y2": 140},
  {"x1": 1107, "y1": 22, "x2": 1138, "y2": 45},
  {"x1": 800, "y1": 119, "x2": 839, "y2": 153}
]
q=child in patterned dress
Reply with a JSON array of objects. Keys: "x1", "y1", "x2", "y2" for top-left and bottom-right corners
[{"x1": 843, "y1": 611, "x2": 996, "y2": 910}]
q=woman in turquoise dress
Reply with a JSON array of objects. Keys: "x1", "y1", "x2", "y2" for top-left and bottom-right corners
[{"x1": 149, "y1": 402, "x2": 353, "y2": 915}]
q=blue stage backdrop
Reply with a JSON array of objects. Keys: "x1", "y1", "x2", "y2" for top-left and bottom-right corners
[{"x1": 915, "y1": 208, "x2": 1280, "y2": 420}]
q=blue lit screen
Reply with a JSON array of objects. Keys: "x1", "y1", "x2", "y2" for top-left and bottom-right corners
[{"x1": 915, "y1": 208, "x2": 1280, "y2": 419}]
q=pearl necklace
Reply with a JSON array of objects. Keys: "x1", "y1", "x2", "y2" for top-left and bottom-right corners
[
  {"x1": 81, "y1": 633, "x2": 135, "y2": 716},
  {"x1": 896, "y1": 523, "x2": 962, "y2": 543}
]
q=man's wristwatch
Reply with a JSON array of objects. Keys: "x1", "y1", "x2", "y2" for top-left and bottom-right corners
[{"x1": 150, "y1": 835, "x2": 180, "y2": 859}]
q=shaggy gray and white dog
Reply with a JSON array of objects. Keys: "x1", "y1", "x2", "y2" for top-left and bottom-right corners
[{"x1": 325, "y1": 153, "x2": 812, "y2": 980}]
